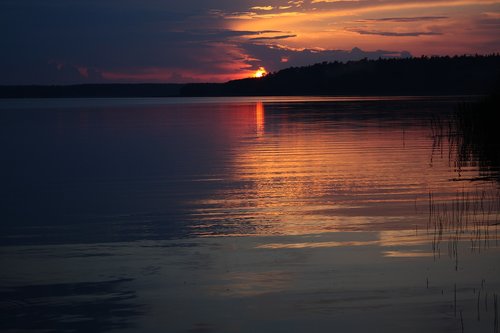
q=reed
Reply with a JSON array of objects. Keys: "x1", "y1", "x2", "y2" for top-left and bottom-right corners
[
  {"x1": 478, "y1": 290, "x2": 481, "y2": 321},
  {"x1": 460, "y1": 310, "x2": 464, "y2": 333},
  {"x1": 427, "y1": 187, "x2": 500, "y2": 268},
  {"x1": 495, "y1": 293, "x2": 498, "y2": 333}
]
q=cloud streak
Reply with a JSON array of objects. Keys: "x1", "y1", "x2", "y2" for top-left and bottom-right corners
[
  {"x1": 349, "y1": 29, "x2": 443, "y2": 37},
  {"x1": 250, "y1": 34, "x2": 297, "y2": 41},
  {"x1": 356, "y1": 16, "x2": 449, "y2": 22}
]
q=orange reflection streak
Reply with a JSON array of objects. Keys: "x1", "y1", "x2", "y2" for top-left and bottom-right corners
[
  {"x1": 255, "y1": 101, "x2": 265, "y2": 137},
  {"x1": 383, "y1": 251, "x2": 434, "y2": 258},
  {"x1": 209, "y1": 271, "x2": 291, "y2": 297},
  {"x1": 253, "y1": 225, "x2": 499, "y2": 252},
  {"x1": 378, "y1": 230, "x2": 432, "y2": 247},
  {"x1": 257, "y1": 240, "x2": 380, "y2": 249}
]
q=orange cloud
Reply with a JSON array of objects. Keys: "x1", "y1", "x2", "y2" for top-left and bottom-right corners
[
  {"x1": 225, "y1": 0, "x2": 500, "y2": 56},
  {"x1": 251, "y1": 6, "x2": 274, "y2": 11}
]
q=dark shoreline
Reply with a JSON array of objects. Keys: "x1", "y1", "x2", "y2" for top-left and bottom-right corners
[{"x1": 2, "y1": 55, "x2": 499, "y2": 99}]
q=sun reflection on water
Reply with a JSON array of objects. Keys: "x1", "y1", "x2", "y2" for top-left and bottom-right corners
[{"x1": 190, "y1": 101, "x2": 499, "y2": 240}]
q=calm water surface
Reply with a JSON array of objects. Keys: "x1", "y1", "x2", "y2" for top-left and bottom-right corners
[{"x1": 1, "y1": 97, "x2": 499, "y2": 332}]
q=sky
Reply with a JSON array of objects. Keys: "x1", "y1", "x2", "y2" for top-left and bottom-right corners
[{"x1": 1, "y1": 0, "x2": 499, "y2": 84}]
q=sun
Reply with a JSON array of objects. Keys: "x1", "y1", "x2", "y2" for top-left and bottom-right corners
[{"x1": 253, "y1": 67, "x2": 268, "y2": 78}]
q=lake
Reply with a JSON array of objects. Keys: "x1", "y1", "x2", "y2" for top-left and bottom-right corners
[{"x1": 1, "y1": 96, "x2": 499, "y2": 332}]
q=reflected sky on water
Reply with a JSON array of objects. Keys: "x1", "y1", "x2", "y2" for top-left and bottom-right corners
[
  {"x1": 0, "y1": 96, "x2": 491, "y2": 244},
  {"x1": 1, "y1": 97, "x2": 499, "y2": 332}
]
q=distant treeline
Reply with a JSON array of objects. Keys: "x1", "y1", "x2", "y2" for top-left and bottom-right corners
[
  {"x1": 0, "y1": 83, "x2": 184, "y2": 98},
  {"x1": 181, "y1": 55, "x2": 500, "y2": 97},
  {"x1": 1, "y1": 55, "x2": 499, "y2": 98}
]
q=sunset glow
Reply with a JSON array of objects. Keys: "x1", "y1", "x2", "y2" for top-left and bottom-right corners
[
  {"x1": 1, "y1": 1, "x2": 499, "y2": 84},
  {"x1": 253, "y1": 67, "x2": 268, "y2": 78}
]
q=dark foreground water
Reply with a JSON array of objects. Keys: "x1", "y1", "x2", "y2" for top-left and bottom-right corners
[{"x1": 1, "y1": 97, "x2": 499, "y2": 332}]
